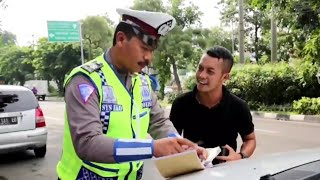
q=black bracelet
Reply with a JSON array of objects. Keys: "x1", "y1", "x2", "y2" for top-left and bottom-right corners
[{"x1": 239, "y1": 152, "x2": 247, "y2": 159}]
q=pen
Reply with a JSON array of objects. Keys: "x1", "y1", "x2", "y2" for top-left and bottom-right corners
[{"x1": 181, "y1": 129, "x2": 184, "y2": 138}]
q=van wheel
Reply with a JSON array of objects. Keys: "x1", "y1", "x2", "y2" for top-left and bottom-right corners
[{"x1": 34, "y1": 145, "x2": 46, "y2": 158}]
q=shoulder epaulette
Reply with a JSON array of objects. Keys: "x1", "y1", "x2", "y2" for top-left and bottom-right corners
[{"x1": 81, "y1": 61, "x2": 103, "y2": 73}]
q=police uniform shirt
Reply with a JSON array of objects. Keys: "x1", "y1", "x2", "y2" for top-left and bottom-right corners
[
  {"x1": 64, "y1": 49, "x2": 177, "y2": 163},
  {"x1": 170, "y1": 86, "x2": 254, "y2": 151}
]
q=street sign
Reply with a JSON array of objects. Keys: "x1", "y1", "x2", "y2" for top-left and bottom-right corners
[{"x1": 47, "y1": 21, "x2": 80, "y2": 42}]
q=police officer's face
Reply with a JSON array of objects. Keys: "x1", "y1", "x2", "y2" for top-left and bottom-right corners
[
  {"x1": 196, "y1": 54, "x2": 229, "y2": 93},
  {"x1": 124, "y1": 36, "x2": 153, "y2": 73}
]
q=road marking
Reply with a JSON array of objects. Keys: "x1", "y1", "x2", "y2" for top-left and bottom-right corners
[
  {"x1": 45, "y1": 116, "x2": 62, "y2": 121},
  {"x1": 255, "y1": 128, "x2": 278, "y2": 134}
]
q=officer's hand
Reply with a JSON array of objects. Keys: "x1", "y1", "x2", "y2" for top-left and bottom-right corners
[
  {"x1": 153, "y1": 137, "x2": 197, "y2": 157},
  {"x1": 215, "y1": 144, "x2": 241, "y2": 162}
]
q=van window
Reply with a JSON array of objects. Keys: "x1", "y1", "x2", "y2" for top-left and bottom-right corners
[{"x1": 0, "y1": 91, "x2": 38, "y2": 112}]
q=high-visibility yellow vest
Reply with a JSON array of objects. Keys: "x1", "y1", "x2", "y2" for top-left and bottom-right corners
[{"x1": 56, "y1": 54, "x2": 153, "y2": 180}]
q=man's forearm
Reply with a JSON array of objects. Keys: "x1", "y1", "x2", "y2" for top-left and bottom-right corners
[
  {"x1": 240, "y1": 132, "x2": 256, "y2": 157},
  {"x1": 240, "y1": 139, "x2": 256, "y2": 157}
]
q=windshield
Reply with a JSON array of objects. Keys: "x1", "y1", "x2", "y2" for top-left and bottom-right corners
[
  {"x1": 0, "y1": 91, "x2": 38, "y2": 112},
  {"x1": 260, "y1": 160, "x2": 320, "y2": 180}
]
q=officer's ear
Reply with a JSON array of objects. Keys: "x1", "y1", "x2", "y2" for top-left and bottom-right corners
[{"x1": 115, "y1": 31, "x2": 127, "y2": 48}]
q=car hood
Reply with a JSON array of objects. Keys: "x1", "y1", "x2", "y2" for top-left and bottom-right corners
[{"x1": 172, "y1": 147, "x2": 320, "y2": 180}]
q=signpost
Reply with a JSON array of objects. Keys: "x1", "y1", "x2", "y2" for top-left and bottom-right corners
[{"x1": 47, "y1": 21, "x2": 84, "y2": 64}]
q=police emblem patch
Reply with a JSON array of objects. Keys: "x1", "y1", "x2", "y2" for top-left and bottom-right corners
[
  {"x1": 78, "y1": 84, "x2": 95, "y2": 103},
  {"x1": 157, "y1": 20, "x2": 173, "y2": 35},
  {"x1": 141, "y1": 85, "x2": 152, "y2": 108}
]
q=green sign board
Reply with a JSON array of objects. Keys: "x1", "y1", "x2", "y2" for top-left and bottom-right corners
[{"x1": 47, "y1": 21, "x2": 80, "y2": 42}]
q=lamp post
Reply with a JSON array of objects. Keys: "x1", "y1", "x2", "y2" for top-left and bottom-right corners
[{"x1": 238, "y1": 0, "x2": 245, "y2": 64}]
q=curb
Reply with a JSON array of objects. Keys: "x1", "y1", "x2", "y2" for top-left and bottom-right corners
[
  {"x1": 250, "y1": 111, "x2": 320, "y2": 123},
  {"x1": 45, "y1": 96, "x2": 64, "y2": 102}
]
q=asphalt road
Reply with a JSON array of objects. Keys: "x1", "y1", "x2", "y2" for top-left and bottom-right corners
[{"x1": 0, "y1": 101, "x2": 320, "y2": 180}]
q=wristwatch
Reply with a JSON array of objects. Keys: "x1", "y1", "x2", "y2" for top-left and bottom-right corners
[{"x1": 239, "y1": 152, "x2": 248, "y2": 159}]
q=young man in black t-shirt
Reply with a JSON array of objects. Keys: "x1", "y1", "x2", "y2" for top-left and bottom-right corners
[{"x1": 170, "y1": 46, "x2": 256, "y2": 162}]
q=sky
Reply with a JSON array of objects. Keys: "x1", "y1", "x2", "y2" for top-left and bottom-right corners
[{"x1": 0, "y1": 0, "x2": 221, "y2": 46}]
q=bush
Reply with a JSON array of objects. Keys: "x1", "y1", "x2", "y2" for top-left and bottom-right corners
[
  {"x1": 178, "y1": 61, "x2": 320, "y2": 112},
  {"x1": 183, "y1": 76, "x2": 196, "y2": 91},
  {"x1": 293, "y1": 97, "x2": 320, "y2": 115},
  {"x1": 227, "y1": 62, "x2": 298, "y2": 105},
  {"x1": 166, "y1": 92, "x2": 181, "y2": 104},
  {"x1": 48, "y1": 84, "x2": 56, "y2": 93},
  {"x1": 227, "y1": 61, "x2": 320, "y2": 106}
]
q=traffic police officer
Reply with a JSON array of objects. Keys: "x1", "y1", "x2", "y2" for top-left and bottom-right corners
[{"x1": 56, "y1": 8, "x2": 206, "y2": 180}]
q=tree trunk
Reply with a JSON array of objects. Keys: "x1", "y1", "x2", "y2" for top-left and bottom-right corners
[
  {"x1": 170, "y1": 59, "x2": 182, "y2": 93},
  {"x1": 87, "y1": 38, "x2": 93, "y2": 60},
  {"x1": 254, "y1": 14, "x2": 260, "y2": 63},
  {"x1": 56, "y1": 79, "x2": 64, "y2": 96},
  {"x1": 254, "y1": 24, "x2": 259, "y2": 62}
]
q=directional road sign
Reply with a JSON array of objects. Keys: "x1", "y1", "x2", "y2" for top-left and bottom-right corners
[{"x1": 47, "y1": 21, "x2": 80, "y2": 42}]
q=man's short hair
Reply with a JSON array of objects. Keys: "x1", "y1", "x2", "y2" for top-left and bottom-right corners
[
  {"x1": 206, "y1": 46, "x2": 234, "y2": 73},
  {"x1": 112, "y1": 22, "x2": 136, "y2": 46}
]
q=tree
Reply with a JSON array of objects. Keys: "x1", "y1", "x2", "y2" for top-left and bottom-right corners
[
  {"x1": 132, "y1": 0, "x2": 203, "y2": 95},
  {"x1": 132, "y1": 0, "x2": 166, "y2": 12},
  {"x1": 190, "y1": 27, "x2": 232, "y2": 68},
  {"x1": 303, "y1": 29, "x2": 320, "y2": 64},
  {"x1": 168, "y1": 0, "x2": 203, "y2": 28},
  {"x1": 154, "y1": 27, "x2": 196, "y2": 93},
  {"x1": 0, "y1": 30, "x2": 17, "y2": 47},
  {"x1": 0, "y1": 0, "x2": 7, "y2": 32},
  {"x1": 0, "y1": 46, "x2": 34, "y2": 85},
  {"x1": 81, "y1": 16, "x2": 114, "y2": 60},
  {"x1": 33, "y1": 38, "x2": 84, "y2": 94},
  {"x1": 249, "y1": 0, "x2": 320, "y2": 61},
  {"x1": 219, "y1": 0, "x2": 268, "y2": 62}
]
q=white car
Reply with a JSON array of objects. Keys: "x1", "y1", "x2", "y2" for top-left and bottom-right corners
[
  {"x1": 142, "y1": 147, "x2": 320, "y2": 180},
  {"x1": 0, "y1": 85, "x2": 47, "y2": 157},
  {"x1": 172, "y1": 147, "x2": 320, "y2": 180}
]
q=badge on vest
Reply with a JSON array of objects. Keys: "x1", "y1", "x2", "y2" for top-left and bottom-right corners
[
  {"x1": 102, "y1": 86, "x2": 123, "y2": 112},
  {"x1": 141, "y1": 85, "x2": 152, "y2": 108}
]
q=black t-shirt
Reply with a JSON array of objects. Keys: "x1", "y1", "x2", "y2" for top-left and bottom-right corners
[{"x1": 170, "y1": 86, "x2": 254, "y2": 151}]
